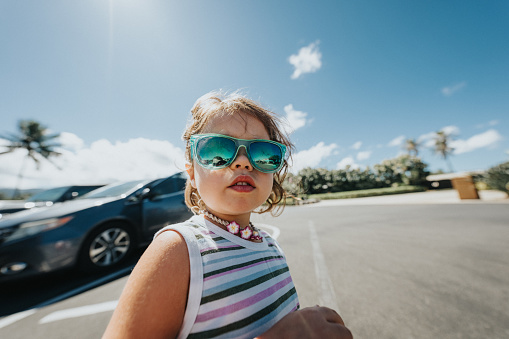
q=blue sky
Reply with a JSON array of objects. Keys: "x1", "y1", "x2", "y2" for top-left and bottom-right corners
[{"x1": 1, "y1": 1, "x2": 508, "y2": 189}]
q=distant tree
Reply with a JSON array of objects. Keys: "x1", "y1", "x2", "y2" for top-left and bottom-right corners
[
  {"x1": 374, "y1": 155, "x2": 429, "y2": 187},
  {"x1": 0, "y1": 120, "x2": 62, "y2": 198},
  {"x1": 286, "y1": 155, "x2": 430, "y2": 196},
  {"x1": 404, "y1": 138, "x2": 420, "y2": 156},
  {"x1": 433, "y1": 131, "x2": 455, "y2": 173},
  {"x1": 281, "y1": 172, "x2": 303, "y2": 197},
  {"x1": 483, "y1": 161, "x2": 509, "y2": 194}
]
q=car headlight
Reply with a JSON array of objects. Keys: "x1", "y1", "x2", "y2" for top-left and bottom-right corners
[{"x1": 8, "y1": 216, "x2": 74, "y2": 242}]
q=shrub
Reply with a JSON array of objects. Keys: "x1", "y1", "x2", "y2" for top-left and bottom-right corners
[
  {"x1": 483, "y1": 161, "x2": 509, "y2": 194},
  {"x1": 284, "y1": 155, "x2": 429, "y2": 195}
]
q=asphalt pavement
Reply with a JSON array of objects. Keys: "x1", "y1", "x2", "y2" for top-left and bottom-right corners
[{"x1": 1, "y1": 189, "x2": 508, "y2": 339}]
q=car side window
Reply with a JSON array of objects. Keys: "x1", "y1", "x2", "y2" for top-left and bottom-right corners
[
  {"x1": 63, "y1": 187, "x2": 95, "y2": 201},
  {"x1": 72, "y1": 187, "x2": 99, "y2": 198},
  {"x1": 150, "y1": 176, "x2": 186, "y2": 197}
]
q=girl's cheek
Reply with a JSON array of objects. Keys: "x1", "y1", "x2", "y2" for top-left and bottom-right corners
[{"x1": 260, "y1": 173, "x2": 275, "y2": 197}]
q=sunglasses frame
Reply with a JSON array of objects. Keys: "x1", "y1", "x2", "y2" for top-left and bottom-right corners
[{"x1": 190, "y1": 133, "x2": 287, "y2": 173}]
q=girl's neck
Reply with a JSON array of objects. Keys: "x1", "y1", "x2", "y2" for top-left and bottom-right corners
[{"x1": 203, "y1": 208, "x2": 251, "y2": 228}]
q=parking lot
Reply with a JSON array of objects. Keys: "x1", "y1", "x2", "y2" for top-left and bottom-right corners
[{"x1": 1, "y1": 190, "x2": 508, "y2": 338}]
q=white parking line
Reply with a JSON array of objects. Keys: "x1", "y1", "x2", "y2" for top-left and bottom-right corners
[
  {"x1": 0, "y1": 266, "x2": 133, "y2": 329},
  {"x1": 308, "y1": 221, "x2": 339, "y2": 312},
  {"x1": 39, "y1": 300, "x2": 118, "y2": 324},
  {"x1": 0, "y1": 309, "x2": 36, "y2": 329},
  {"x1": 37, "y1": 266, "x2": 133, "y2": 308}
]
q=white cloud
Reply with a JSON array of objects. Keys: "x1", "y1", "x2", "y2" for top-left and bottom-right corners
[
  {"x1": 451, "y1": 129, "x2": 503, "y2": 154},
  {"x1": 388, "y1": 135, "x2": 405, "y2": 147},
  {"x1": 291, "y1": 142, "x2": 337, "y2": 173},
  {"x1": 417, "y1": 127, "x2": 502, "y2": 154},
  {"x1": 476, "y1": 120, "x2": 499, "y2": 129},
  {"x1": 417, "y1": 132, "x2": 436, "y2": 144},
  {"x1": 0, "y1": 137, "x2": 10, "y2": 147},
  {"x1": 58, "y1": 132, "x2": 85, "y2": 152},
  {"x1": 336, "y1": 156, "x2": 360, "y2": 170},
  {"x1": 441, "y1": 81, "x2": 467, "y2": 97},
  {"x1": 283, "y1": 104, "x2": 309, "y2": 133},
  {"x1": 351, "y1": 141, "x2": 362, "y2": 150},
  {"x1": 0, "y1": 133, "x2": 185, "y2": 189},
  {"x1": 288, "y1": 41, "x2": 322, "y2": 79},
  {"x1": 357, "y1": 151, "x2": 372, "y2": 161},
  {"x1": 418, "y1": 126, "x2": 460, "y2": 148},
  {"x1": 441, "y1": 125, "x2": 460, "y2": 136}
]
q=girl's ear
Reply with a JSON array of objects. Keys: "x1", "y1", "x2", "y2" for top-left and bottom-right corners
[{"x1": 186, "y1": 163, "x2": 196, "y2": 188}]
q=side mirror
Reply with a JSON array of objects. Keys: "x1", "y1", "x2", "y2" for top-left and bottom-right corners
[
  {"x1": 139, "y1": 188, "x2": 152, "y2": 199},
  {"x1": 128, "y1": 188, "x2": 151, "y2": 202}
]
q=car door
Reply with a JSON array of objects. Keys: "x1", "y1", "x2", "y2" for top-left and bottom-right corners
[{"x1": 141, "y1": 173, "x2": 191, "y2": 240}]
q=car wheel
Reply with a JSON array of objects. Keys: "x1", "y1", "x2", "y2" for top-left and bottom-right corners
[{"x1": 79, "y1": 222, "x2": 135, "y2": 272}]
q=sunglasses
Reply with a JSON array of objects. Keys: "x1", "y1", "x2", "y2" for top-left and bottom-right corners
[{"x1": 190, "y1": 134, "x2": 287, "y2": 173}]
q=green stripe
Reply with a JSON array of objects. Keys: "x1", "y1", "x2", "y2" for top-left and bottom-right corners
[
  {"x1": 201, "y1": 266, "x2": 289, "y2": 304},
  {"x1": 195, "y1": 234, "x2": 224, "y2": 242},
  {"x1": 201, "y1": 245, "x2": 243, "y2": 256},
  {"x1": 203, "y1": 255, "x2": 284, "y2": 279},
  {"x1": 188, "y1": 287, "x2": 297, "y2": 339}
]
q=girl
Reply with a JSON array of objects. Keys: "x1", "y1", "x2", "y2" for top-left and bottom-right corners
[{"x1": 103, "y1": 91, "x2": 352, "y2": 338}]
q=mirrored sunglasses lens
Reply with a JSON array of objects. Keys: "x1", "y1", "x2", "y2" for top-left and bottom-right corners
[
  {"x1": 196, "y1": 137, "x2": 236, "y2": 168},
  {"x1": 249, "y1": 142, "x2": 283, "y2": 172}
]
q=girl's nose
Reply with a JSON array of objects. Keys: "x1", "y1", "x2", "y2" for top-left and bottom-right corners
[{"x1": 230, "y1": 147, "x2": 253, "y2": 171}]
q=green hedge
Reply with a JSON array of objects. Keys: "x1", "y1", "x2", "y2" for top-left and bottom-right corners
[
  {"x1": 483, "y1": 161, "x2": 509, "y2": 194},
  {"x1": 283, "y1": 155, "x2": 430, "y2": 196}
]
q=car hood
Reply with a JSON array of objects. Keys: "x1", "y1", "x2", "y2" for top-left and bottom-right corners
[
  {"x1": 0, "y1": 196, "x2": 121, "y2": 228},
  {"x1": 0, "y1": 200, "x2": 27, "y2": 210}
]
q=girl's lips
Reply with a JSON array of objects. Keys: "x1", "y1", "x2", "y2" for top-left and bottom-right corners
[
  {"x1": 228, "y1": 175, "x2": 256, "y2": 193},
  {"x1": 229, "y1": 184, "x2": 255, "y2": 193}
]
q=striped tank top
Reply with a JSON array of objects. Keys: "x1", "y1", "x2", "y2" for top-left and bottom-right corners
[{"x1": 155, "y1": 215, "x2": 300, "y2": 338}]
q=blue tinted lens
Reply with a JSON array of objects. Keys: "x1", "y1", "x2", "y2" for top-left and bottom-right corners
[
  {"x1": 196, "y1": 136, "x2": 236, "y2": 168},
  {"x1": 249, "y1": 141, "x2": 283, "y2": 172}
]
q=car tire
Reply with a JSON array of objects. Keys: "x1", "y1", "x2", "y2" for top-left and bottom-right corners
[{"x1": 79, "y1": 222, "x2": 135, "y2": 272}]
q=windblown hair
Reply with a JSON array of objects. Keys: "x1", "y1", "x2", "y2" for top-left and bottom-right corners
[{"x1": 183, "y1": 90, "x2": 294, "y2": 216}]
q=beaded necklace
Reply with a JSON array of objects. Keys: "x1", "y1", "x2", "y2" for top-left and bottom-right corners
[{"x1": 201, "y1": 210, "x2": 262, "y2": 241}]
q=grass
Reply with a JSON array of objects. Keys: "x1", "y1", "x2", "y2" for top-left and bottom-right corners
[{"x1": 283, "y1": 185, "x2": 427, "y2": 205}]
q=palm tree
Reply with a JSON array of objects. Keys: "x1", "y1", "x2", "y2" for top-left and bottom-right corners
[
  {"x1": 433, "y1": 131, "x2": 455, "y2": 173},
  {"x1": 404, "y1": 138, "x2": 420, "y2": 156},
  {"x1": 0, "y1": 120, "x2": 62, "y2": 198}
]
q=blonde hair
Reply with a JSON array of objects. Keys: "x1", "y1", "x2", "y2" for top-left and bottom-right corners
[{"x1": 183, "y1": 90, "x2": 293, "y2": 216}]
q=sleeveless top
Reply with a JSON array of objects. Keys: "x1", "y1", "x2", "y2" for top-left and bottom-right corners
[{"x1": 155, "y1": 215, "x2": 300, "y2": 339}]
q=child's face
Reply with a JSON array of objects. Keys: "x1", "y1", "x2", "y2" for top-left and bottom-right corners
[{"x1": 187, "y1": 112, "x2": 274, "y2": 222}]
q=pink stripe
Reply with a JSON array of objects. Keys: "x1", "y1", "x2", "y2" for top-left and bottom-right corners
[
  {"x1": 203, "y1": 258, "x2": 283, "y2": 281},
  {"x1": 196, "y1": 276, "x2": 293, "y2": 323}
]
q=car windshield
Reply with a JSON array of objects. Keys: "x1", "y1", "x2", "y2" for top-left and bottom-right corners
[
  {"x1": 26, "y1": 187, "x2": 69, "y2": 202},
  {"x1": 79, "y1": 180, "x2": 145, "y2": 199}
]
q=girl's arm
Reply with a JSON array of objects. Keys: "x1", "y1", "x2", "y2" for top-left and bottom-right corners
[{"x1": 103, "y1": 230, "x2": 190, "y2": 339}]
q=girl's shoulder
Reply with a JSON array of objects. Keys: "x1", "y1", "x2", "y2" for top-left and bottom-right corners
[
  {"x1": 154, "y1": 214, "x2": 207, "y2": 238},
  {"x1": 104, "y1": 225, "x2": 189, "y2": 338}
]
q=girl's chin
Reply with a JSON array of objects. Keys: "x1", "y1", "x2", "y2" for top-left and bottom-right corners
[{"x1": 207, "y1": 202, "x2": 264, "y2": 216}]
